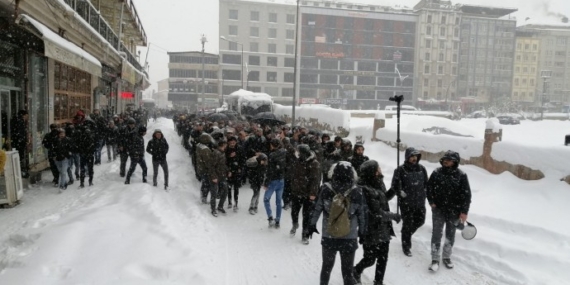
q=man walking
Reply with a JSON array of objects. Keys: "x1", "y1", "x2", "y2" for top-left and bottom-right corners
[
  {"x1": 146, "y1": 129, "x2": 169, "y2": 190},
  {"x1": 125, "y1": 125, "x2": 148, "y2": 184},
  {"x1": 263, "y1": 139, "x2": 287, "y2": 228},
  {"x1": 427, "y1": 151, "x2": 472, "y2": 272}
]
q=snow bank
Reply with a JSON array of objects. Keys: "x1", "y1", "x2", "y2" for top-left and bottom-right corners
[
  {"x1": 485, "y1": 118, "x2": 503, "y2": 133},
  {"x1": 226, "y1": 89, "x2": 273, "y2": 110},
  {"x1": 492, "y1": 142, "x2": 570, "y2": 178},
  {"x1": 350, "y1": 110, "x2": 455, "y2": 119},
  {"x1": 273, "y1": 104, "x2": 350, "y2": 135}
]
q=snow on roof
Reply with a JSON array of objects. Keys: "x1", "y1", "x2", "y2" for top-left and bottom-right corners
[
  {"x1": 519, "y1": 17, "x2": 570, "y2": 28},
  {"x1": 226, "y1": 89, "x2": 273, "y2": 109},
  {"x1": 485, "y1": 118, "x2": 503, "y2": 133}
]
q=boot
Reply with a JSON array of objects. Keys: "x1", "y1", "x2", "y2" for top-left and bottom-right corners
[
  {"x1": 429, "y1": 260, "x2": 440, "y2": 272},
  {"x1": 217, "y1": 208, "x2": 227, "y2": 214},
  {"x1": 211, "y1": 210, "x2": 218, "y2": 217},
  {"x1": 233, "y1": 204, "x2": 238, "y2": 212},
  {"x1": 403, "y1": 247, "x2": 412, "y2": 257},
  {"x1": 79, "y1": 180, "x2": 85, "y2": 188},
  {"x1": 89, "y1": 178, "x2": 93, "y2": 186},
  {"x1": 268, "y1": 217, "x2": 275, "y2": 228},
  {"x1": 201, "y1": 197, "x2": 207, "y2": 204},
  {"x1": 153, "y1": 182, "x2": 157, "y2": 187},
  {"x1": 249, "y1": 208, "x2": 255, "y2": 215},
  {"x1": 443, "y1": 259, "x2": 454, "y2": 269},
  {"x1": 275, "y1": 221, "x2": 280, "y2": 229},
  {"x1": 302, "y1": 236, "x2": 309, "y2": 245},
  {"x1": 353, "y1": 268, "x2": 362, "y2": 284},
  {"x1": 125, "y1": 178, "x2": 130, "y2": 185},
  {"x1": 290, "y1": 223, "x2": 299, "y2": 236},
  {"x1": 228, "y1": 202, "x2": 233, "y2": 209},
  {"x1": 143, "y1": 177, "x2": 147, "y2": 183}
]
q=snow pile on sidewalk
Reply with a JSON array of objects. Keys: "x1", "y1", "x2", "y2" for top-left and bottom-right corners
[{"x1": 273, "y1": 104, "x2": 351, "y2": 133}]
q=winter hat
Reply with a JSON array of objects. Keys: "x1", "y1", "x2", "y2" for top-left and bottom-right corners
[
  {"x1": 269, "y1": 138, "x2": 281, "y2": 149},
  {"x1": 322, "y1": 133, "x2": 330, "y2": 140},
  {"x1": 331, "y1": 161, "x2": 357, "y2": 190},
  {"x1": 76, "y1": 110, "x2": 85, "y2": 117},
  {"x1": 359, "y1": 160, "x2": 379, "y2": 182},
  {"x1": 138, "y1": 125, "x2": 147, "y2": 134},
  {"x1": 18, "y1": 110, "x2": 28, "y2": 116},
  {"x1": 297, "y1": 144, "x2": 312, "y2": 161},
  {"x1": 440, "y1": 150, "x2": 460, "y2": 167},
  {"x1": 49, "y1": 123, "x2": 58, "y2": 130}
]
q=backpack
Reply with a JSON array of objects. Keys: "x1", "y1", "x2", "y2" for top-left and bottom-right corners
[
  {"x1": 324, "y1": 183, "x2": 355, "y2": 238},
  {"x1": 246, "y1": 156, "x2": 259, "y2": 168}
]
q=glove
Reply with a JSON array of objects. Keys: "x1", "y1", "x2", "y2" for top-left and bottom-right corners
[
  {"x1": 400, "y1": 191, "x2": 408, "y2": 198},
  {"x1": 308, "y1": 224, "x2": 320, "y2": 239},
  {"x1": 392, "y1": 213, "x2": 402, "y2": 224}
]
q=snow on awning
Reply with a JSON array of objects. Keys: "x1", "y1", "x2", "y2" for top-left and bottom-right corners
[{"x1": 16, "y1": 14, "x2": 102, "y2": 77}]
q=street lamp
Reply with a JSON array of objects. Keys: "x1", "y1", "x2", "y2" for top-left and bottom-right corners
[
  {"x1": 292, "y1": 0, "x2": 300, "y2": 125},
  {"x1": 445, "y1": 77, "x2": 457, "y2": 112},
  {"x1": 540, "y1": 70, "x2": 552, "y2": 120},
  {"x1": 201, "y1": 34, "x2": 207, "y2": 112},
  {"x1": 220, "y1": 36, "x2": 244, "y2": 90}
]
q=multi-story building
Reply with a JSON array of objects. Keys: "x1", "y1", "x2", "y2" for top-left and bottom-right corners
[
  {"x1": 512, "y1": 31, "x2": 540, "y2": 105},
  {"x1": 167, "y1": 51, "x2": 220, "y2": 111},
  {"x1": 413, "y1": 0, "x2": 462, "y2": 111},
  {"x1": 518, "y1": 20, "x2": 570, "y2": 108},
  {"x1": 0, "y1": 0, "x2": 148, "y2": 179},
  {"x1": 457, "y1": 5, "x2": 517, "y2": 112},
  {"x1": 219, "y1": 0, "x2": 297, "y2": 105},
  {"x1": 298, "y1": 3, "x2": 417, "y2": 109}
]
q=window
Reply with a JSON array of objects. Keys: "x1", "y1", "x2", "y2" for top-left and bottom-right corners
[
  {"x1": 452, "y1": 66, "x2": 457, "y2": 75},
  {"x1": 455, "y1": 17, "x2": 460, "y2": 25},
  {"x1": 268, "y1": 44, "x2": 277, "y2": 53},
  {"x1": 320, "y1": 75, "x2": 337, "y2": 84},
  {"x1": 525, "y1": 44, "x2": 530, "y2": 50},
  {"x1": 523, "y1": 67, "x2": 528, "y2": 73},
  {"x1": 251, "y1": 11, "x2": 259, "y2": 21},
  {"x1": 300, "y1": 74, "x2": 318, "y2": 84},
  {"x1": 222, "y1": 54, "x2": 242, "y2": 64},
  {"x1": 454, "y1": 28, "x2": 459, "y2": 37},
  {"x1": 424, "y1": 78, "x2": 429, "y2": 87},
  {"x1": 441, "y1": 16, "x2": 446, "y2": 24},
  {"x1": 250, "y1": 42, "x2": 259, "y2": 52},
  {"x1": 222, "y1": 70, "x2": 241, "y2": 81},
  {"x1": 267, "y1": 71, "x2": 277, "y2": 82},
  {"x1": 286, "y1": 45, "x2": 294, "y2": 54},
  {"x1": 423, "y1": 91, "x2": 429, "y2": 98},
  {"x1": 286, "y1": 30, "x2": 295, "y2": 40},
  {"x1": 339, "y1": 75, "x2": 354, "y2": 84},
  {"x1": 454, "y1": 42, "x2": 459, "y2": 49},
  {"x1": 53, "y1": 62, "x2": 91, "y2": 122},
  {"x1": 438, "y1": 65, "x2": 443, "y2": 74},
  {"x1": 284, "y1": 58, "x2": 295, "y2": 68},
  {"x1": 438, "y1": 79, "x2": 443, "y2": 88},
  {"x1": 267, "y1": 56, "x2": 278, "y2": 66},
  {"x1": 425, "y1": 52, "x2": 431, "y2": 61},
  {"x1": 514, "y1": 78, "x2": 519, "y2": 86},
  {"x1": 269, "y1": 12, "x2": 277, "y2": 23},
  {"x1": 282, "y1": 88, "x2": 294, "y2": 96},
  {"x1": 358, "y1": 62, "x2": 376, "y2": 71},
  {"x1": 250, "y1": 27, "x2": 259, "y2": 37},
  {"x1": 249, "y1": 55, "x2": 260, "y2": 66},
  {"x1": 321, "y1": 59, "x2": 338, "y2": 70},
  {"x1": 514, "y1": 92, "x2": 518, "y2": 98},
  {"x1": 229, "y1": 9, "x2": 238, "y2": 20},
  {"x1": 439, "y1": 40, "x2": 445, "y2": 49},
  {"x1": 229, "y1": 42, "x2": 238, "y2": 51},
  {"x1": 268, "y1": 28, "x2": 277, "y2": 38},
  {"x1": 378, "y1": 77, "x2": 393, "y2": 86},
  {"x1": 426, "y1": 39, "x2": 432, "y2": 48},
  {"x1": 530, "y1": 79, "x2": 535, "y2": 86},
  {"x1": 424, "y1": 64, "x2": 430, "y2": 74},
  {"x1": 229, "y1": 25, "x2": 238, "y2": 36},
  {"x1": 357, "y1": 76, "x2": 375, "y2": 85},
  {"x1": 284, "y1": 72, "x2": 294, "y2": 83},
  {"x1": 533, "y1": 44, "x2": 538, "y2": 51},
  {"x1": 427, "y1": 14, "x2": 432, "y2": 23},
  {"x1": 287, "y1": 14, "x2": 295, "y2": 24},
  {"x1": 426, "y1": 26, "x2": 432, "y2": 35},
  {"x1": 440, "y1": 27, "x2": 446, "y2": 37},
  {"x1": 248, "y1": 71, "x2": 260, "y2": 82},
  {"x1": 439, "y1": 53, "x2": 444, "y2": 61}
]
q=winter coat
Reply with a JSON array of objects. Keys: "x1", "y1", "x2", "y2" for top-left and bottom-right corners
[
  {"x1": 11, "y1": 116, "x2": 27, "y2": 149},
  {"x1": 358, "y1": 160, "x2": 399, "y2": 245},
  {"x1": 189, "y1": 129, "x2": 202, "y2": 155},
  {"x1": 212, "y1": 148, "x2": 228, "y2": 181},
  {"x1": 339, "y1": 139, "x2": 353, "y2": 161},
  {"x1": 225, "y1": 145, "x2": 245, "y2": 183},
  {"x1": 291, "y1": 151, "x2": 321, "y2": 198},
  {"x1": 244, "y1": 135, "x2": 266, "y2": 158},
  {"x1": 52, "y1": 137, "x2": 73, "y2": 161},
  {"x1": 350, "y1": 154, "x2": 369, "y2": 177},
  {"x1": 106, "y1": 126, "x2": 119, "y2": 145},
  {"x1": 118, "y1": 125, "x2": 136, "y2": 150},
  {"x1": 196, "y1": 133, "x2": 215, "y2": 179},
  {"x1": 42, "y1": 129, "x2": 60, "y2": 159},
  {"x1": 426, "y1": 151, "x2": 472, "y2": 216},
  {"x1": 391, "y1": 147, "x2": 429, "y2": 209},
  {"x1": 263, "y1": 148, "x2": 287, "y2": 186},
  {"x1": 127, "y1": 132, "x2": 145, "y2": 159},
  {"x1": 322, "y1": 141, "x2": 341, "y2": 176},
  {"x1": 76, "y1": 128, "x2": 97, "y2": 155},
  {"x1": 146, "y1": 131, "x2": 169, "y2": 161}
]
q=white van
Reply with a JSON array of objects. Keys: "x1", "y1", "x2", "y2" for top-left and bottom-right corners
[{"x1": 385, "y1": 105, "x2": 418, "y2": 111}]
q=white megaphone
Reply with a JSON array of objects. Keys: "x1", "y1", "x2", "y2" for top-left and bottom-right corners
[{"x1": 455, "y1": 220, "x2": 477, "y2": 240}]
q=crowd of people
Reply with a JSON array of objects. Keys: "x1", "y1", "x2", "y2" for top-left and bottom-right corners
[{"x1": 173, "y1": 112, "x2": 472, "y2": 285}]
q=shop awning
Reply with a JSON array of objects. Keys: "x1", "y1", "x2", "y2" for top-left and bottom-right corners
[{"x1": 16, "y1": 14, "x2": 102, "y2": 77}]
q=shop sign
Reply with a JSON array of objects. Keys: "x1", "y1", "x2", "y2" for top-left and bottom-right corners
[{"x1": 300, "y1": 98, "x2": 317, "y2": 104}]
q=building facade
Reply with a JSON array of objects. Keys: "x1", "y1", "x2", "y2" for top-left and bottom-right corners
[
  {"x1": 219, "y1": 0, "x2": 297, "y2": 105},
  {"x1": 457, "y1": 5, "x2": 517, "y2": 112},
  {"x1": 167, "y1": 52, "x2": 220, "y2": 111},
  {"x1": 413, "y1": 0, "x2": 462, "y2": 111},
  {"x1": 512, "y1": 31, "x2": 540, "y2": 105},
  {"x1": 298, "y1": 4, "x2": 417, "y2": 109}
]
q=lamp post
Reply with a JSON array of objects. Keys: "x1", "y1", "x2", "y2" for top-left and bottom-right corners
[
  {"x1": 540, "y1": 70, "x2": 552, "y2": 120},
  {"x1": 201, "y1": 34, "x2": 207, "y2": 112},
  {"x1": 445, "y1": 77, "x2": 457, "y2": 112},
  {"x1": 220, "y1": 36, "x2": 244, "y2": 89},
  {"x1": 292, "y1": 0, "x2": 300, "y2": 125}
]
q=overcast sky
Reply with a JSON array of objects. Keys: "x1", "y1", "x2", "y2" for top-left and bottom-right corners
[{"x1": 133, "y1": 0, "x2": 570, "y2": 96}]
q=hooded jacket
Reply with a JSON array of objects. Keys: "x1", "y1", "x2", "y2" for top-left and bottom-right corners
[
  {"x1": 52, "y1": 135, "x2": 73, "y2": 161},
  {"x1": 358, "y1": 160, "x2": 399, "y2": 245},
  {"x1": 212, "y1": 147, "x2": 228, "y2": 181},
  {"x1": 76, "y1": 127, "x2": 97, "y2": 155},
  {"x1": 196, "y1": 133, "x2": 215, "y2": 179},
  {"x1": 391, "y1": 147, "x2": 429, "y2": 209},
  {"x1": 426, "y1": 151, "x2": 472, "y2": 216},
  {"x1": 146, "y1": 130, "x2": 169, "y2": 161},
  {"x1": 339, "y1": 139, "x2": 353, "y2": 161},
  {"x1": 349, "y1": 143, "x2": 369, "y2": 176},
  {"x1": 263, "y1": 147, "x2": 287, "y2": 186},
  {"x1": 127, "y1": 129, "x2": 146, "y2": 158},
  {"x1": 42, "y1": 129, "x2": 60, "y2": 159},
  {"x1": 291, "y1": 149, "x2": 321, "y2": 198},
  {"x1": 225, "y1": 142, "x2": 245, "y2": 183}
]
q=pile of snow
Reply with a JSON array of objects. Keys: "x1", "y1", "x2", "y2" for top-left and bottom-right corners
[
  {"x1": 485, "y1": 118, "x2": 503, "y2": 133},
  {"x1": 226, "y1": 89, "x2": 273, "y2": 109},
  {"x1": 350, "y1": 110, "x2": 455, "y2": 118},
  {"x1": 273, "y1": 104, "x2": 350, "y2": 134}
]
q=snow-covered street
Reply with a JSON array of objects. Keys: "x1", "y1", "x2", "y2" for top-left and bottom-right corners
[{"x1": 1, "y1": 117, "x2": 569, "y2": 285}]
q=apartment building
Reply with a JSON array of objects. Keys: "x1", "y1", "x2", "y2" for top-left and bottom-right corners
[
  {"x1": 219, "y1": 0, "x2": 297, "y2": 105},
  {"x1": 413, "y1": 0, "x2": 462, "y2": 111},
  {"x1": 457, "y1": 5, "x2": 517, "y2": 112},
  {"x1": 512, "y1": 31, "x2": 540, "y2": 104}
]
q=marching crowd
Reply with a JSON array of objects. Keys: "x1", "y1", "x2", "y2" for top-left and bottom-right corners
[{"x1": 174, "y1": 113, "x2": 472, "y2": 285}]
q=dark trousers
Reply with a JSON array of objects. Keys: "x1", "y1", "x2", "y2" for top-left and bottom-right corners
[
  {"x1": 321, "y1": 246, "x2": 357, "y2": 285},
  {"x1": 431, "y1": 208, "x2": 456, "y2": 261},
  {"x1": 283, "y1": 177, "x2": 292, "y2": 206},
  {"x1": 249, "y1": 183, "x2": 261, "y2": 210},
  {"x1": 126, "y1": 156, "x2": 147, "y2": 181},
  {"x1": 401, "y1": 206, "x2": 426, "y2": 251},
  {"x1": 227, "y1": 179, "x2": 240, "y2": 205},
  {"x1": 354, "y1": 242, "x2": 390, "y2": 284},
  {"x1": 152, "y1": 159, "x2": 169, "y2": 186},
  {"x1": 216, "y1": 180, "x2": 228, "y2": 210},
  {"x1": 291, "y1": 196, "x2": 313, "y2": 237},
  {"x1": 48, "y1": 157, "x2": 59, "y2": 182},
  {"x1": 200, "y1": 175, "x2": 219, "y2": 211},
  {"x1": 17, "y1": 147, "x2": 29, "y2": 177},
  {"x1": 119, "y1": 152, "x2": 129, "y2": 176},
  {"x1": 79, "y1": 154, "x2": 94, "y2": 184}
]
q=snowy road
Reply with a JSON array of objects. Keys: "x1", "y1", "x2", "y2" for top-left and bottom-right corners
[{"x1": 0, "y1": 118, "x2": 568, "y2": 284}]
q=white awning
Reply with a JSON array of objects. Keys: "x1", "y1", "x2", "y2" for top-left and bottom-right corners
[{"x1": 16, "y1": 14, "x2": 102, "y2": 77}]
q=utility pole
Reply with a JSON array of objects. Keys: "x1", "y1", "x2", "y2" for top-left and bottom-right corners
[
  {"x1": 540, "y1": 70, "x2": 551, "y2": 120},
  {"x1": 292, "y1": 0, "x2": 300, "y2": 125},
  {"x1": 201, "y1": 34, "x2": 207, "y2": 112}
]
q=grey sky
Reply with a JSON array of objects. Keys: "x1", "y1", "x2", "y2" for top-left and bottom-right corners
[{"x1": 134, "y1": 0, "x2": 570, "y2": 96}]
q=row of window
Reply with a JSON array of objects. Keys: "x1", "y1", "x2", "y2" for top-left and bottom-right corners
[
  {"x1": 424, "y1": 52, "x2": 458, "y2": 63},
  {"x1": 426, "y1": 15, "x2": 460, "y2": 25},
  {"x1": 514, "y1": 78, "x2": 536, "y2": 87},
  {"x1": 169, "y1": 83, "x2": 218, "y2": 94},
  {"x1": 53, "y1": 62, "x2": 92, "y2": 95},
  {"x1": 299, "y1": 58, "x2": 414, "y2": 73},
  {"x1": 169, "y1": 55, "x2": 219, "y2": 65},
  {"x1": 299, "y1": 74, "x2": 414, "y2": 86},
  {"x1": 222, "y1": 85, "x2": 294, "y2": 97},
  {"x1": 229, "y1": 26, "x2": 295, "y2": 40},
  {"x1": 423, "y1": 79, "x2": 457, "y2": 88},
  {"x1": 221, "y1": 54, "x2": 295, "y2": 67},
  {"x1": 423, "y1": 64, "x2": 458, "y2": 75},
  {"x1": 514, "y1": 66, "x2": 537, "y2": 74},
  {"x1": 422, "y1": 91, "x2": 456, "y2": 99},
  {"x1": 424, "y1": 39, "x2": 460, "y2": 50},
  {"x1": 225, "y1": 41, "x2": 295, "y2": 55},
  {"x1": 303, "y1": 28, "x2": 415, "y2": 47},
  {"x1": 169, "y1": 69, "x2": 218, "y2": 79},
  {"x1": 425, "y1": 26, "x2": 460, "y2": 38},
  {"x1": 221, "y1": 70, "x2": 294, "y2": 82},
  {"x1": 229, "y1": 9, "x2": 295, "y2": 24},
  {"x1": 513, "y1": 92, "x2": 535, "y2": 99},
  {"x1": 515, "y1": 54, "x2": 538, "y2": 62},
  {"x1": 304, "y1": 15, "x2": 416, "y2": 34},
  {"x1": 54, "y1": 94, "x2": 91, "y2": 122},
  {"x1": 516, "y1": 43, "x2": 539, "y2": 51}
]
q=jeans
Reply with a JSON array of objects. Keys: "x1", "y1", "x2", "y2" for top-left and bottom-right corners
[
  {"x1": 48, "y1": 157, "x2": 59, "y2": 183},
  {"x1": 152, "y1": 159, "x2": 169, "y2": 186},
  {"x1": 107, "y1": 143, "x2": 118, "y2": 161},
  {"x1": 68, "y1": 153, "x2": 80, "y2": 179},
  {"x1": 291, "y1": 196, "x2": 314, "y2": 237},
  {"x1": 126, "y1": 156, "x2": 147, "y2": 181},
  {"x1": 54, "y1": 158, "x2": 69, "y2": 188},
  {"x1": 79, "y1": 154, "x2": 94, "y2": 184},
  {"x1": 431, "y1": 207, "x2": 457, "y2": 261},
  {"x1": 354, "y1": 242, "x2": 390, "y2": 284},
  {"x1": 401, "y1": 206, "x2": 426, "y2": 251},
  {"x1": 263, "y1": 179, "x2": 284, "y2": 221},
  {"x1": 320, "y1": 246, "x2": 357, "y2": 285},
  {"x1": 94, "y1": 139, "x2": 104, "y2": 164}
]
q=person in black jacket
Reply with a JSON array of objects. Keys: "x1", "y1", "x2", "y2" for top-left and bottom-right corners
[
  {"x1": 125, "y1": 125, "x2": 148, "y2": 184},
  {"x1": 52, "y1": 128, "x2": 73, "y2": 191},
  {"x1": 146, "y1": 129, "x2": 169, "y2": 190},
  {"x1": 189, "y1": 122, "x2": 203, "y2": 179},
  {"x1": 42, "y1": 124, "x2": 60, "y2": 186},
  {"x1": 349, "y1": 143, "x2": 369, "y2": 177},
  {"x1": 76, "y1": 124, "x2": 97, "y2": 188},
  {"x1": 263, "y1": 139, "x2": 287, "y2": 228},
  {"x1": 354, "y1": 160, "x2": 401, "y2": 285},
  {"x1": 118, "y1": 118, "x2": 136, "y2": 177},
  {"x1": 65, "y1": 123, "x2": 80, "y2": 182},
  {"x1": 105, "y1": 120, "x2": 119, "y2": 162},
  {"x1": 391, "y1": 147, "x2": 429, "y2": 257},
  {"x1": 426, "y1": 151, "x2": 472, "y2": 271},
  {"x1": 11, "y1": 110, "x2": 29, "y2": 178},
  {"x1": 225, "y1": 136, "x2": 244, "y2": 211},
  {"x1": 248, "y1": 153, "x2": 267, "y2": 215}
]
